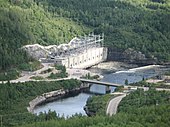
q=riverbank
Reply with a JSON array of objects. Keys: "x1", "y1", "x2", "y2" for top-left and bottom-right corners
[
  {"x1": 84, "y1": 94, "x2": 114, "y2": 116},
  {"x1": 17, "y1": 89, "x2": 170, "y2": 127},
  {"x1": 33, "y1": 64, "x2": 168, "y2": 116},
  {"x1": 28, "y1": 84, "x2": 90, "y2": 113},
  {"x1": 1, "y1": 64, "x2": 170, "y2": 126},
  {"x1": 0, "y1": 79, "x2": 84, "y2": 126},
  {"x1": 91, "y1": 61, "x2": 138, "y2": 72},
  {"x1": 91, "y1": 61, "x2": 164, "y2": 73}
]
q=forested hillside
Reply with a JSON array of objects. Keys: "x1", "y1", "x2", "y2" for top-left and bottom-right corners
[
  {"x1": 0, "y1": 0, "x2": 170, "y2": 74},
  {"x1": 35, "y1": 0, "x2": 170, "y2": 61},
  {"x1": 0, "y1": 0, "x2": 89, "y2": 72}
]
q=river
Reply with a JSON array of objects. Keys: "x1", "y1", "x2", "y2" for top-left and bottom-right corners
[{"x1": 33, "y1": 62, "x2": 164, "y2": 117}]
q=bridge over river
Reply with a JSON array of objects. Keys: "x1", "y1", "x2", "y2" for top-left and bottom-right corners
[
  {"x1": 79, "y1": 78, "x2": 123, "y2": 87},
  {"x1": 2, "y1": 77, "x2": 169, "y2": 92},
  {"x1": 0, "y1": 77, "x2": 122, "y2": 86}
]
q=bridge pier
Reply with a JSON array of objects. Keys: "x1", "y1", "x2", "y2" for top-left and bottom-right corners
[
  {"x1": 81, "y1": 82, "x2": 90, "y2": 88},
  {"x1": 105, "y1": 86, "x2": 111, "y2": 94}
]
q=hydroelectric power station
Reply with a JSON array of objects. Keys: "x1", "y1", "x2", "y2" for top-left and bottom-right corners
[{"x1": 48, "y1": 33, "x2": 107, "y2": 68}]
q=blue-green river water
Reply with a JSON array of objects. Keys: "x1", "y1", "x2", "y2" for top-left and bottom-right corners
[{"x1": 33, "y1": 64, "x2": 165, "y2": 117}]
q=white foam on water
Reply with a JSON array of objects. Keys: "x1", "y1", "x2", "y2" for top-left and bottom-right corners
[
  {"x1": 115, "y1": 70, "x2": 135, "y2": 74},
  {"x1": 129, "y1": 65, "x2": 160, "y2": 71},
  {"x1": 115, "y1": 65, "x2": 160, "y2": 74}
]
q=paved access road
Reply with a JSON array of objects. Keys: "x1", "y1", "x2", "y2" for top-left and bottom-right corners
[{"x1": 106, "y1": 94, "x2": 126, "y2": 116}]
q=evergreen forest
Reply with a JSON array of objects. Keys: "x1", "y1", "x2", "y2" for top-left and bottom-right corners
[
  {"x1": 0, "y1": 80, "x2": 169, "y2": 127},
  {"x1": 0, "y1": 0, "x2": 170, "y2": 73},
  {"x1": 0, "y1": 0, "x2": 170, "y2": 126}
]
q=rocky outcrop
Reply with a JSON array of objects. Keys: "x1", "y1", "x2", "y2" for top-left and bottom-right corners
[
  {"x1": 122, "y1": 48, "x2": 146, "y2": 61},
  {"x1": 107, "y1": 48, "x2": 157, "y2": 65},
  {"x1": 22, "y1": 38, "x2": 88, "y2": 60},
  {"x1": 22, "y1": 44, "x2": 64, "y2": 59},
  {"x1": 122, "y1": 48, "x2": 158, "y2": 65},
  {"x1": 22, "y1": 44, "x2": 51, "y2": 59},
  {"x1": 91, "y1": 61, "x2": 138, "y2": 71}
]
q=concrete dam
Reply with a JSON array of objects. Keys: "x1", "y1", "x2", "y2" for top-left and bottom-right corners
[
  {"x1": 23, "y1": 33, "x2": 107, "y2": 69},
  {"x1": 47, "y1": 33, "x2": 107, "y2": 68}
]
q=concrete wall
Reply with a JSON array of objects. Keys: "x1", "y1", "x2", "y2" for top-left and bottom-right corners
[
  {"x1": 27, "y1": 85, "x2": 90, "y2": 113},
  {"x1": 62, "y1": 47, "x2": 107, "y2": 69}
]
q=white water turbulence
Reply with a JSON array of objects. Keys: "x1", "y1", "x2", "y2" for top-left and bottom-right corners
[
  {"x1": 90, "y1": 65, "x2": 161, "y2": 94},
  {"x1": 115, "y1": 70, "x2": 135, "y2": 74}
]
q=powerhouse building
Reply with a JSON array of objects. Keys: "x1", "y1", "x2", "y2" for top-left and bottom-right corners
[{"x1": 48, "y1": 33, "x2": 107, "y2": 68}]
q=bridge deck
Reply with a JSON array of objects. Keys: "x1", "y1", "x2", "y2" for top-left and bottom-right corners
[{"x1": 79, "y1": 78, "x2": 123, "y2": 87}]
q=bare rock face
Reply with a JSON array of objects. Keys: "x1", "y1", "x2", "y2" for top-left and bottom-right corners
[
  {"x1": 22, "y1": 43, "x2": 72, "y2": 60},
  {"x1": 22, "y1": 44, "x2": 50, "y2": 59},
  {"x1": 108, "y1": 48, "x2": 158, "y2": 65},
  {"x1": 22, "y1": 44, "x2": 60, "y2": 60},
  {"x1": 123, "y1": 48, "x2": 146, "y2": 61}
]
